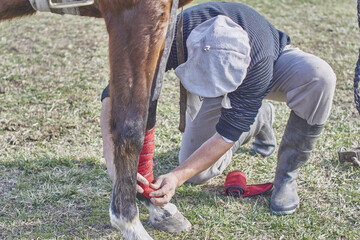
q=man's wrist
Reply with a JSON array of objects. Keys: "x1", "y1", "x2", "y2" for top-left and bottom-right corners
[{"x1": 170, "y1": 171, "x2": 184, "y2": 187}]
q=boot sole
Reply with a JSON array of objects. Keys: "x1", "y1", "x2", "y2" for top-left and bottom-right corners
[{"x1": 270, "y1": 204, "x2": 298, "y2": 215}]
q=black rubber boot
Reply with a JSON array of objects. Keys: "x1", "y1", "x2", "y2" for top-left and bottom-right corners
[
  {"x1": 270, "y1": 111, "x2": 324, "y2": 215},
  {"x1": 232, "y1": 102, "x2": 276, "y2": 157}
]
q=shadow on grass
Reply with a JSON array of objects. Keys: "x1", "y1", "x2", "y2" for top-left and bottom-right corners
[{"x1": 0, "y1": 155, "x2": 121, "y2": 239}]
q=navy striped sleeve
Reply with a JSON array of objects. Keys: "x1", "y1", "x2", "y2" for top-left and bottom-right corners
[{"x1": 216, "y1": 56, "x2": 274, "y2": 141}]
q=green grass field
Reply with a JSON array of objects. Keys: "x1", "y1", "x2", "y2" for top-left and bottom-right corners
[{"x1": 1, "y1": 0, "x2": 359, "y2": 239}]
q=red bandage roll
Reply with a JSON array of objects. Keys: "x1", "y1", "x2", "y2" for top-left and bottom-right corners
[
  {"x1": 225, "y1": 170, "x2": 246, "y2": 197},
  {"x1": 137, "y1": 126, "x2": 156, "y2": 199},
  {"x1": 225, "y1": 170, "x2": 273, "y2": 198}
]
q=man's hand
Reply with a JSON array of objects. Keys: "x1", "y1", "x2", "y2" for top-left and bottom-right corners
[
  {"x1": 149, "y1": 172, "x2": 179, "y2": 206},
  {"x1": 146, "y1": 132, "x2": 233, "y2": 206},
  {"x1": 137, "y1": 173, "x2": 152, "y2": 194}
]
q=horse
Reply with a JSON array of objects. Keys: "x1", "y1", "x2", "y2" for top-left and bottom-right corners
[{"x1": 0, "y1": 0, "x2": 192, "y2": 239}]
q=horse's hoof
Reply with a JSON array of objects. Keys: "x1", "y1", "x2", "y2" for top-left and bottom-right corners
[
  {"x1": 151, "y1": 211, "x2": 192, "y2": 233},
  {"x1": 110, "y1": 209, "x2": 154, "y2": 240}
]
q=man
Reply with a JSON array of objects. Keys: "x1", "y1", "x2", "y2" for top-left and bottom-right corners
[{"x1": 100, "y1": 1, "x2": 336, "y2": 215}]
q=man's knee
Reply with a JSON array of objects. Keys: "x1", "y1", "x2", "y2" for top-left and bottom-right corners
[
  {"x1": 302, "y1": 56, "x2": 336, "y2": 96},
  {"x1": 287, "y1": 54, "x2": 336, "y2": 125},
  {"x1": 314, "y1": 59, "x2": 336, "y2": 91}
]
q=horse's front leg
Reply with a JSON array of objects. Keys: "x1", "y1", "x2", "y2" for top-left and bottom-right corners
[{"x1": 99, "y1": 0, "x2": 172, "y2": 239}]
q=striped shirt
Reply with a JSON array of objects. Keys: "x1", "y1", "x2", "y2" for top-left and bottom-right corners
[{"x1": 166, "y1": 1, "x2": 290, "y2": 141}]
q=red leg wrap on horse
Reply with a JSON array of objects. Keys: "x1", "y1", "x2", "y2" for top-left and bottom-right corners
[
  {"x1": 225, "y1": 170, "x2": 273, "y2": 197},
  {"x1": 138, "y1": 126, "x2": 156, "y2": 199}
]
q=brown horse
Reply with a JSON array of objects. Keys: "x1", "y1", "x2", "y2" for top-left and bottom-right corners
[{"x1": 0, "y1": 0, "x2": 192, "y2": 239}]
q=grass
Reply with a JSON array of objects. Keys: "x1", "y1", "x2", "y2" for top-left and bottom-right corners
[{"x1": 1, "y1": 0, "x2": 359, "y2": 239}]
